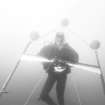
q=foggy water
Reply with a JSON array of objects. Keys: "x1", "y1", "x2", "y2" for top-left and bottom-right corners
[
  {"x1": 0, "y1": 61, "x2": 105, "y2": 105},
  {"x1": 0, "y1": 0, "x2": 105, "y2": 105}
]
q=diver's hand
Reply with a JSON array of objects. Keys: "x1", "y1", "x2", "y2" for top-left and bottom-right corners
[{"x1": 43, "y1": 62, "x2": 52, "y2": 72}]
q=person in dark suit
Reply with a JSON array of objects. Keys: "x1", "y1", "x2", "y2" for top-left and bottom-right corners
[{"x1": 38, "y1": 32, "x2": 79, "y2": 105}]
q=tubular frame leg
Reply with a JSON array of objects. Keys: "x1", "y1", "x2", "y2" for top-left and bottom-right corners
[
  {"x1": 0, "y1": 41, "x2": 32, "y2": 96},
  {"x1": 94, "y1": 50, "x2": 105, "y2": 96},
  {"x1": 71, "y1": 78, "x2": 82, "y2": 105},
  {"x1": 23, "y1": 75, "x2": 45, "y2": 105}
]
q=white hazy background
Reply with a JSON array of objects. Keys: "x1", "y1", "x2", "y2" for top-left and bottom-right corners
[{"x1": 0, "y1": 0, "x2": 105, "y2": 105}]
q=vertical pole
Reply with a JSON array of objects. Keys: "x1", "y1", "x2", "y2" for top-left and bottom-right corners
[
  {"x1": 94, "y1": 50, "x2": 105, "y2": 96},
  {"x1": 0, "y1": 41, "x2": 32, "y2": 95},
  {"x1": 72, "y1": 78, "x2": 82, "y2": 105},
  {"x1": 23, "y1": 75, "x2": 44, "y2": 105}
]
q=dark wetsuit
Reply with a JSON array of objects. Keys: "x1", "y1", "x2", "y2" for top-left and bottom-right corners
[{"x1": 38, "y1": 43, "x2": 79, "y2": 105}]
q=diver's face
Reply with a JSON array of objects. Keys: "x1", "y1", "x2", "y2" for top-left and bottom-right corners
[{"x1": 55, "y1": 36, "x2": 64, "y2": 46}]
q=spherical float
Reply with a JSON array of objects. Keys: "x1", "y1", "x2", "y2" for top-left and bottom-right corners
[
  {"x1": 30, "y1": 31, "x2": 40, "y2": 41},
  {"x1": 61, "y1": 18, "x2": 70, "y2": 27},
  {"x1": 90, "y1": 40, "x2": 100, "y2": 50}
]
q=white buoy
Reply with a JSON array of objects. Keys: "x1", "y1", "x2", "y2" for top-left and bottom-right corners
[
  {"x1": 90, "y1": 40, "x2": 100, "y2": 50},
  {"x1": 61, "y1": 18, "x2": 70, "y2": 27},
  {"x1": 30, "y1": 31, "x2": 40, "y2": 41}
]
